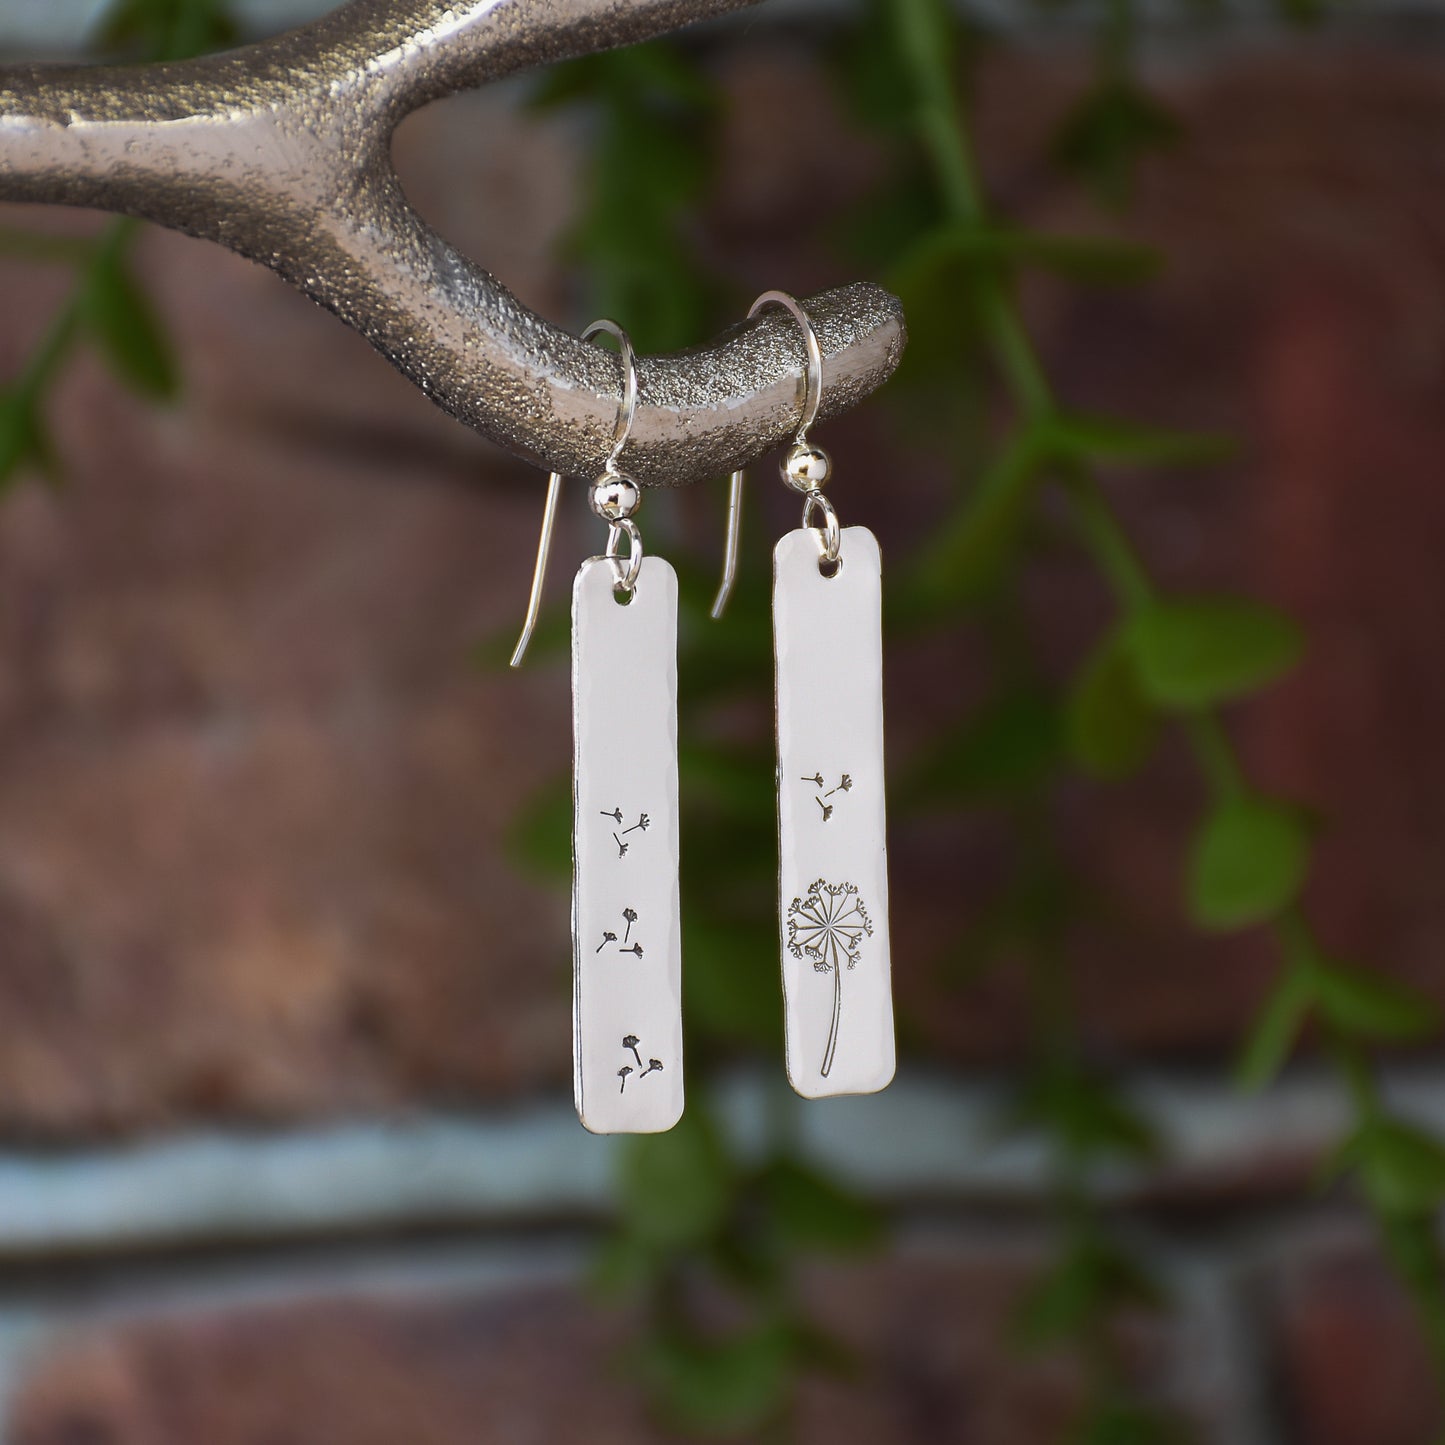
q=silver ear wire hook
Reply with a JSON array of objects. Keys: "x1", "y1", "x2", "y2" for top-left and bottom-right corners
[
  {"x1": 510, "y1": 467, "x2": 565, "y2": 668},
  {"x1": 584, "y1": 318, "x2": 640, "y2": 474},
  {"x1": 710, "y1": 291, "x2": 827, "y2": 619},
  {"x1": 510, "y1": 320, "x2": 640, "y2": 667},
  {"x1": 711, "y1": 467, "x2": 744, "y2": 622}
]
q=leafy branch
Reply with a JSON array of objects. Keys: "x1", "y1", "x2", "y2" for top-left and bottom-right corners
[
  {"x1": 0, "y1": 0, "x2": 238, "y2": 491},
  {"x1": 883, "y1": 0, "x2": 1445, "y2": 1381}
]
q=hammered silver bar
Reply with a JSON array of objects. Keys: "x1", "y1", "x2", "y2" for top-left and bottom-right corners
[
  {"x1": 572, "y1": 555, "x2": 683, "y2": 1133},
  {"x1": 774, "y1": 526, "x2": 895, "y2": 1099}
]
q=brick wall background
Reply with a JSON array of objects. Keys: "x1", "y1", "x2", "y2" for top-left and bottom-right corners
[{"x1": 2, "y1": 11, "x2": 1445, "y2": 1443}]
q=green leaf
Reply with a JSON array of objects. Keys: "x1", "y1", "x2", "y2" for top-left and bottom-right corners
[
  {"x1": 1312, "y1": 963, "x2": 1439, "y2": 1042},
  {"x1": 93, "y1": 0, "x2": 237, "y2": 60},
  {"x1": 1067, "y1": 633, "x2": 1159, "y2": 780},
  {"x1": 832, "y1": 0, "x2": 926, "y2": 135},
  {"x1": 638, "y1": 1319, "x2": 794, "y2": 1435},
  {"x1": 838, "y1": 167, "x2": 941, "y2": 273},
  {"x1": 1125, "y1": 597, "x2": 1303, "y2": 709},
  {"x1": 588, "y1": 1231, "x2": 659, "y2": 1300},
  {"x1": 1013, "y1": 1240, "x2": 1162, "y2": 1350},
  {"x1": 682, "y1": 909, "x2": 781, "y2": 1051},
  {"x1": 1071, "y1": 1401, "x2": 1188, "y2": 1445},
  {"x1": 1052, "y1": 78, "x2": 1182, "y2": 209},
  {"x1": 1337, "y1": 1118, "x2": 1445, "y2": 1217},
  {"x1": 1379, "y1": 1212, "x2": 1445, "y2": 1301},
  {"x1": 1009, "y1": 1069, "x2": 1158, "y2": 1164},
  {"x1": 1188, "y1": 797, "x2": 1310, "y2": 931},
  {"x1": 0, "y1": 392, "x2": 48, "y2": 489},
  {"x1": 82, "y1": 253, "x2": 178, "y2": 400},
  {"x1": 883, "y1": 220, "x2": 989, "y2": 414},
  {"x1": 1235, "y1": 971, "x2": 1312, "y2": 1090},
  {"x1": 889, "y1": 222, "x2": 1159, "y2": 288},
  {"x1": 912, "y1": 689, "x2": 1063, "y2": 805},
  {"x1": 760, "y1": 1158, "x2": 883, "y2": 1254},
  {"x1": 1275, "y1": 0, "x2": 1329, "y2": 23},
  {"x1": 908, "y1": 431, "x2": 1044, "y2": 604},
  {"x1": 1045, "y1": 412, "x2": 1233, "y2": 469},
  {"x1": 619, "y1": 1108, "x2": 732, "y2": 1247},
  {"x1": 983, "y1": 229, "x2": 1162, "y2": 285},
  {"x1": 788, "y1": 1318, "x2": 858, "y2": 1378}
]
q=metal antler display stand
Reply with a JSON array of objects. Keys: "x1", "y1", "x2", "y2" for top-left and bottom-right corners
[{"x1": 0, "y1": 0, "x2": 905, "y2": 486}]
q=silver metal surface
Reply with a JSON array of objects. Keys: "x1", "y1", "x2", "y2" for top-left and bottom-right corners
[
  {"x1": 752, "y1": 289, "x2": 823, "y2": 435},
  {"x1": 712, "y1": 289, "x2": 834, "y2": 615},
  {"x1": 774, "y1": 525, "x2": 894, "y2": 1099},
  {"x1": 580, "y1": 318, "x2": 638, "y2": 475},
  {"x1": 0, "y1": 0, "x2": 906, "y2": 487},
  {"x1": 510, "y1": 470, "x2": 563, "y2": 667},
  {"x1": 603, "y1": 516, "x2": 644, "y2": 591},
  {"x1": 572, "y1": 554, "x2": 683, "y2": 1133},
  {"x1": 781, "y1": 440, "x2": 834, "y2": 493},
  {"x1": 801, "y1": 489, "x2": 841, "y2": 563},
  {"x1": 709, "y1": 465, "x2": 744, "y2": 619},
  {"x1": 590, "y1": 476, "x2": 641, "y2": 521},
  {"x1": 512, "y1": 317, "x2": 641, "y2": 665}
]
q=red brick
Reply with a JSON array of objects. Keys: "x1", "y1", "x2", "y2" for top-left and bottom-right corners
[
  {"x1": 0, "y1": 95, "x2": 580, "y2": 1135},
  {"x1": 6, "y1": 1251, "x2": 1188, "y2": 1444},
  {"x1": 1265, "y1": 1233, "x2": 1443, "y2": 1445},
  {"x1": 2, "y1": 43, "x2": 1445, "y2": 1129}
]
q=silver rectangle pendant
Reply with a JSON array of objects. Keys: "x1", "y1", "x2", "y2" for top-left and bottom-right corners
[
  {"x1": 571, "y1": 554, "x2": 684, "y2": 1134},
  {"x1": 774, "y1": 525, "x2": 895, "y2": 1099}
]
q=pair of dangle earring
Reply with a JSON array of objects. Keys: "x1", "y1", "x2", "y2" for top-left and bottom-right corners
[
  {"x1": 512, "y1": 299, "x2": 894, "y2": 1133},
  {"x1": 512, "y1": 320, "x2": 683, "y2": 1136},
  {"x1": 713, "y1": 291, "x2": 895, "y2": 1100}
]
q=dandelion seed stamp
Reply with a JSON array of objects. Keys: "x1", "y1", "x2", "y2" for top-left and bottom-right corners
[{"x1": 571, "y1": 556, "x2": 683, "y2": 1134}]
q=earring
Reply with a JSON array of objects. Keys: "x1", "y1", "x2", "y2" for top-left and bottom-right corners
[
  {"x1": 512, "y1": 320, "x2": 683, "y2": 1135},
  {"x1": 713, "y1": 292, "x2": 895, "y2": 1099}
]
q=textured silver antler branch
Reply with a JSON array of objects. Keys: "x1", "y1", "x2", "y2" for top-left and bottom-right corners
[{"x1": 0, "y1": 0, "x2": 906, "y2": 486}]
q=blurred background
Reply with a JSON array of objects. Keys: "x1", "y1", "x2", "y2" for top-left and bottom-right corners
[{"x1": 0, "y1": 0, "x2": 1444, "y2": 1440}]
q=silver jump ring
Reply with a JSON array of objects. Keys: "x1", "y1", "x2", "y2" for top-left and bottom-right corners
[
  {"x1": 801, "y1": 491, "x2": 840, "y2": 565},
  {"x1": 749, "y1": 290, "x2": 822, "y2": 438},
  {"x1": 582, "y1": 318, "x2": 638, "y2": 472},
  {"x1": 605, "y1": 517, "x2": 644, "y2": 592}
]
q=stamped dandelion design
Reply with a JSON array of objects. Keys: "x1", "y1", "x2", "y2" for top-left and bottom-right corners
[
  {"x1": 787, "y1": 879, "x2": 873, "y2": 1078},
  {"x1": 800, "y1": 771, "x2": 853, "y2": 822}
]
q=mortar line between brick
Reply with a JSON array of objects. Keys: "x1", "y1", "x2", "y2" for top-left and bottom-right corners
[{"x1": 0, "y1": 1063, "x2": 1442, "y2": 1263}]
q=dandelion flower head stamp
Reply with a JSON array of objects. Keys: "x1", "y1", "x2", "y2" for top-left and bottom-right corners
[{"x1": 787, "y1": 879, "x2": 873, "y2": 1078}]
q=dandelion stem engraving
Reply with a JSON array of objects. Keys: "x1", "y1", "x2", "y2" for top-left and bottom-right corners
[
  {"x1": 613, "y1": 832, "x2": 628, "y2": 858},
  {"x1": 622, "y1": 907, "x2": 637, "y2": 943},
  {"x1": 601, "y1": 807, "x2": 624, "y2": 824},
  {"x1": 623, "y1": 1034, "x2": 642, "y2": 1068},
  {"x1": 618, "y1": 1065, "x2": 632, "y2": 1093},
  {"x1": 787, "y1": 880, "x2": 872, "y2": 1078}
]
